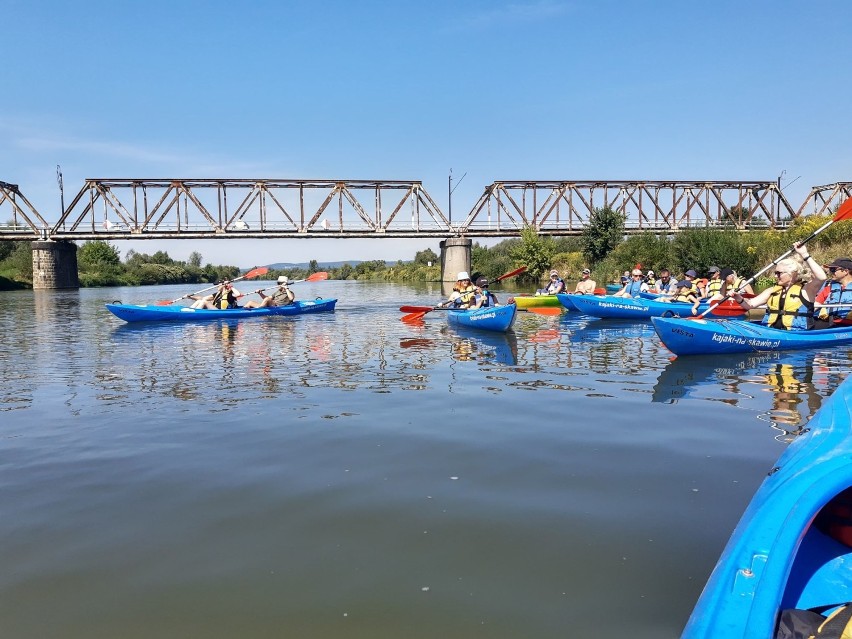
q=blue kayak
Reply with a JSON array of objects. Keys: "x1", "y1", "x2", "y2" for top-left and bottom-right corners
[
  {"x1": 652, "y1": 316, "x2": 852, "y2": 356},
  {"x1": 682, "y1": 374, "x2": 852, "y2": 638},
  {"x1": 446, "y1": 303, "x2": 517, "y2": 333},
  {"x1": 566, "y1": 294, "x2": 723, "y2": 320},
  {"x1": 555, "y1": 292, "x2": 604, "y2": 311},
  {"x1": 106, "y1": 298, "x2": 337, "y2": 322}
]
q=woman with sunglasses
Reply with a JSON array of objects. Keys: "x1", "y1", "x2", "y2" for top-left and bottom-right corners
[
  {"x1": 730, "y1": 243, "x2": 824, "y2": 330},
  {"x1": 813, "y1": 257, "x2": 852, "y2": 328}
]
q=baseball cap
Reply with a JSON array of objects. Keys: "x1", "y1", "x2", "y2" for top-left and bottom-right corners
[
  {"x1": 719, "y1": 267, "x2": 735, "y2": 280},
  {"x1": 475, "y1": 276, "x2": 489, "y2": 287},
  {"x1": 827, "y1": 257, "x2": 852, "y2": 271},
  {"x1": 708, "y1": 266, "x2": 720, "y2": 273},
  {"x1": 676, "y1": 280, "x2": 691, "y2": 288},
  {"x1": 685, "y1": 269, "x2": 698, "y2": 278}
]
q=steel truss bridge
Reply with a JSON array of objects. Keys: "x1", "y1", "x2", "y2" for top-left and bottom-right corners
[{"x1": 1, "y1": 178, "x2": 850, "y2": 241}]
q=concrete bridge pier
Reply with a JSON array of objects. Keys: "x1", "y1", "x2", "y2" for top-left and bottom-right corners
[
  {"x1": 32, "y1": 241, "x2": 79, "y2": 289},
  {"x1": 439, "y1": 237, "x2": 472, "y2": 283}
]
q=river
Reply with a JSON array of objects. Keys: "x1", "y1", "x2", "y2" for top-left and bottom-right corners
[{"x1": 1, "y1": 279, "x2": 848, "y2": 638}]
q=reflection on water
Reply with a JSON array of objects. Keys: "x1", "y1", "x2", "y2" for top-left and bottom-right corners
[{"x1": 652, "y1": 349, "x2": 849, "y2": 441}]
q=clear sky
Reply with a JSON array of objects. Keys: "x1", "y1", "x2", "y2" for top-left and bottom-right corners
[{"x1": 2, "y1": 0, "x2": 850, "y2": 267}]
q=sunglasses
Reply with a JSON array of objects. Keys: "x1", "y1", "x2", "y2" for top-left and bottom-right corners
[
  {"x1": 773, "y1": 271, "x2": 786, "y2": 277},
  {"x1": 632, "y1": 274, "x2": 642, "y2": 278},
  {"x1": 829, "y1": 266, "x2": 847, "y2": 273}
]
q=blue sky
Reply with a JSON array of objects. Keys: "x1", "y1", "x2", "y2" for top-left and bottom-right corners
[{"x1": 2, "y1": 0, "x2": 850, "y2": 267}]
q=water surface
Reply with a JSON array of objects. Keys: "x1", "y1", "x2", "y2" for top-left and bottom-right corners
[{"x1": 1, "y1": 280, "x2": 848, "y2": 638}]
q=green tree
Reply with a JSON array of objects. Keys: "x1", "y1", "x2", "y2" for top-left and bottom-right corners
[
  {"x1": 414, "y1": 247, "x2": 438, "y2": 265},
  {"x1": 582, "y1": 206, "x2": 625, "y2": 264},
  {"x1": 308, "y1": 259, "x2": 319, "y2": 274},
  {"x1": 509, "y1": 226, "x2": 556, "y2": 279},
  {"x1": 78, "y1": 240, "x2": 121, "y2": 266},
  {"x1": 188, "y1": 251, "x2": 203, "y2": 267}
]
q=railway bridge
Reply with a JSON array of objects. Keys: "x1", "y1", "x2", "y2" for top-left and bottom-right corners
[{"x1": 1, "y1": 177, "x2": 850, "y2": 287}]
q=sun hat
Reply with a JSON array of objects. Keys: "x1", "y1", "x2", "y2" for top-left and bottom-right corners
[
  {"x1": 277, "y1": 275, "x2": 289, "y2": 284},
  {"x1": 457, "y1": 271, "x2": 470, "y2": 281},
  {"x1": 827, "y1": 257, "x2": 852, "y2": 271},
  {"x1": 685, "y1": 269, "x2": 698, "y2": 278}
]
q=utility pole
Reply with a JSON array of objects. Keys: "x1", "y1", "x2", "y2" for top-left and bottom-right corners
[{"x1": 56, "y1": 165, "x2": 65, "y2": 214}]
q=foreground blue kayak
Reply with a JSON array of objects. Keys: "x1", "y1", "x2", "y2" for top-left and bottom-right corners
[
  {"x1": 682, "y1": 374, "x2": 852, "y2": 638},
  {"x1": 106, "y1": 298, "x2": 337, "y2": 322},
  {"x1": 652, "y1": 316, "x2": 852, "y2": 356},
  {"x1": 567, "y1": 294, "x2": 722, "y2": 320},
  {"x1": 446, "y1": 303, "x2": 517, "y2": 332}
]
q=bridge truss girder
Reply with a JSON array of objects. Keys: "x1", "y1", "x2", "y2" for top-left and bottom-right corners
[
  {"x1": 48, "y1": 178, "x2": 451, "y2": 240},
  {"x1": 459, "y1": 180, "x2": 805, "y2": 234},
  {"x1": 1, "y1": 178, "x2": 850, "y2": 241},
  {"x1": 0, "y1": 180, "x2": 51, "y2": 238}
]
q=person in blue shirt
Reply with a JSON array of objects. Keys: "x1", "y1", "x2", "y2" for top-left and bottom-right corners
[{"x1": 613, "y1": 269, "x2": 649, "y2": 298}]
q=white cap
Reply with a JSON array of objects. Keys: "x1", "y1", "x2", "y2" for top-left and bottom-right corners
[
  {"x1": 457, "y1": 271, "x2": 470, "y2": 280},
  {"x1": 277, "y1": 275, "x2": 289, "y2": 284}
]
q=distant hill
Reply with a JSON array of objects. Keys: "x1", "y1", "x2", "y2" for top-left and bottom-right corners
[
  {"x1": 263, "y1": 260, "x2": 375, "y2": 270},
  {"x1": 257, "y1": 259, "x2": 419, "y2": 270}
]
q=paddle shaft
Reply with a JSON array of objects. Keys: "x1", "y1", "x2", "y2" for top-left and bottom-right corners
[
  {"x1": 242, "y1": 271, "x2": 329, "y2": 297},
  {"x1": 158, "y1": 266, "x2": 268, "y2": 305},
  {"x1": 698, "y1": 213, "x2": 845, "y2": 318}
]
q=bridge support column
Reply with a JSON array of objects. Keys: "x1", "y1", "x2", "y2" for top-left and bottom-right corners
[
  {"x1": 32, "y1": 241, "x2": 79, "y2": 289},
  {"x1": 439, "y1": 237, "x2": 472, "y2": 283}
]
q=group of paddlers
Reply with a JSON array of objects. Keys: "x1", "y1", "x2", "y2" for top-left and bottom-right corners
[
  {"x1": 188, "y1": 276, "x2": 295, "y2": 310},
  {"x1": 612, "y1": 243, "x2": 852, "y2": 330}
]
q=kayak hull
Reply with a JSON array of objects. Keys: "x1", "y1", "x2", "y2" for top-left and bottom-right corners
[
  {"x1": 555, "y1": 293, "x2": 605, "y2": 311},
  {"x1": 513, "y1": 295, "x2": 561, "y2": 309},
  {"x1": 106, "y1": 299, "x2": 338, "y2": 323},
  {"x1": 446, "y1": 304, "x2": 517, "y2": 333},
  {"x1": 651, "y1": 316, "x2": 852, "y2": 356},
  {"x1": 567, "y1": 294, "x2": 715, "y2": 320},
  {"x1": 682, "y1": 375, "x2": 852, "y2": 638}
]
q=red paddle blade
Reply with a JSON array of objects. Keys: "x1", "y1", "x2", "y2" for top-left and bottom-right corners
[
  {"x1": 400, "y1": 305, "x2": 434, "y2": 313},
  {"x1": 155, "y1": 299, "x2": 175, "y2": 306},
  {"x1": 708, "y1": 301, "x2": 747, "y2": 317},
  {"x1": 495, "y1": 266, "x2": 527, "y2": 282},
  {"x1": 835, "y1": 198, "x2": 852, "y2": 221},
  {"x1": 593, "y1": 288, "x2": 606, "y2": 295},
  {"x1": 401, "y1": 311, "x2": 428, "y2": 322},
  {"x1": 243, "y1": 266, "x2": 269, "y2": 279},
  {"x1": 526, "y1": 307, "x2": 562, "y2": 316},
  {"x1": 306, "y1": 271, "x2": 329, "y2": 282}
]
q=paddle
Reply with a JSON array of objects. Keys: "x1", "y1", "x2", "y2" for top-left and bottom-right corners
[
  {"x1": 155, "y1": 266, "x2": 269, "y2": 305},
  {"x1": 240, "y1": 271, "x2": 329, "y2": 297},
  {"x1": 494, "y1": 266, "x2": 527, "y2": 282},
  {"x1": 694, "y1": 199, "x2": 852, "y2": 319}
]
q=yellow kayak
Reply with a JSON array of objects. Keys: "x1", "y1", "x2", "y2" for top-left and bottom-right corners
[{"x1": 513, "y1": 295, "x2": 562, "y2": 309}]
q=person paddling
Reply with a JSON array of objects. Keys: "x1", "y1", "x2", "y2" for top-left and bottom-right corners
[
  {"x1": 813, "y1": 257, "x2": 852, "y2": 328},
  {"x1": 730, "y1": 243, "x2": 824, "y2": 330},
  {"x1": 190, "y1": 279, "x2": 242, "y2": 309},
  {"x1": 442, "y1": 271, "x2": 477, "y2": 309},
  {"x1": 243, "y1": 275, "x2": 296, "y2": 309},
  {"x1": 469, "y1": 277, "x2": 499, "y2": 309}
]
